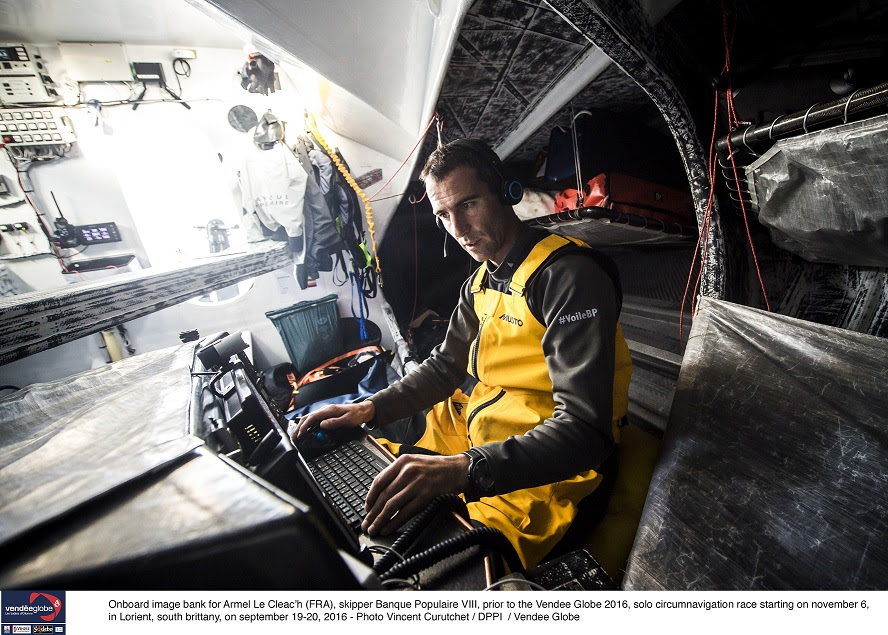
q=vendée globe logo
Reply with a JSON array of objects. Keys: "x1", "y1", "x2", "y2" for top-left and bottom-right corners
[
  {"x1": 30, "y1": 594, "x2": 62, "y2": 622},
  {"x1": 2, "y1": 591, "x2": 65, "y2": 625}
]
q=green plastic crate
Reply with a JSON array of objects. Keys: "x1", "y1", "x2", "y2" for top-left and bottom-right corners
[{"x1": 265, "y1": 294, "x2": 341, "y2": 373}]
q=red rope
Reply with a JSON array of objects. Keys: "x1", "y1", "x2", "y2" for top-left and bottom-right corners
[
  {"x1": 11, "y1": 165, "x2": 73, "y2": 272},
  {"x1": 680, "y1": 91, "x2": 719, "y2": 342},
  {"x1": 367, "y1": 112, "x2": 438, "y2": 203},
  {"x1": 680, "y1": 0, "x2": 771, "y2": 342},
  {"x1": 724, "y1": 115, "x2": 771, "y2": 312}
]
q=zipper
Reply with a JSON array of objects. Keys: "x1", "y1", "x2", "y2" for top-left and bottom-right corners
[
  {"x1": 467, "y1": 388, "x2": 506, "y2": 429},
  {"x1": 470, "y1": 314, "x2": 487, "y2": 378},
  {"x1": 471, "y1": 284, "x2": 500, "y2": 379}
]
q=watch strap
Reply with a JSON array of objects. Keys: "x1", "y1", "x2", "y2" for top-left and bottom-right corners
[{"x1": 463, "y1": 447, "x2": 494, "y2": 502}]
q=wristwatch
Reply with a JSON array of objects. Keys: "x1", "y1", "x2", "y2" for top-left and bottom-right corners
[{"x1": 463, "y1": 447, "x2": 495, "y2": 502}]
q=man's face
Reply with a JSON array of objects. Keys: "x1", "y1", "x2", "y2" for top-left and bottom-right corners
[{"x1": 426, "y1": 165, "x2": 519, "y2": 267}]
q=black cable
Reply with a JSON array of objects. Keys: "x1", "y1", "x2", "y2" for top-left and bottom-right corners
[
  {"x1": 61, "y1": 244, "x2": 89, "y2": 257},
  {"x1": 5, "y1": 156, "x2": 73, "y2": 267},
  {"x1": 378, "y1": 525, "x2": 524, "y2": 582},
  {"x1": 331, "y1": 252, "x2": 350, "y2": 287},
  {"x1": 208, "y1": 369, "x2": 230, "y2": 400},
  {"x1": 373, "y1": 494, "x2": 469, "y2": 574},
  {"x1": 360, "y1": 264, "x2": 378, "y2": 299},
  {"x1": 172, "y1": 58, "x2": 191, "y2": 96},
  {"x1": 172, "y1": 58, "x2": 192, "y2": 77}
]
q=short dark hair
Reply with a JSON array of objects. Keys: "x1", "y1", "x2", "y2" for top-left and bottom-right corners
[{"x1": 419, "y1": 138, "x2": 504, "y2": 199}]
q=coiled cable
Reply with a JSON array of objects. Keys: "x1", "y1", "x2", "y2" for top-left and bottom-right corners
[
  {"x1": 377, "y1": 526, "x2": 524, "y2": 583},
  {"x1": 373, "y1": 494, "x2": 469, "y2": 575}
]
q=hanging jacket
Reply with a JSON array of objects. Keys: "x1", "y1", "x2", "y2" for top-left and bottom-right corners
[
  {"x1": 305, "y1": 138, "x2": 374, "y2": 276},
  {"x1": 291, "y1": 138, "x2": 345, "y2": 288},
  {"x1": 240, "y1": 136, "x2": 345, "y2": 286},
  {"x1": 239, "y1": 141, "x2": 307, "y2": 260}
]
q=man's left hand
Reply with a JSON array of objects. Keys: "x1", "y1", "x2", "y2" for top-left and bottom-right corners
[{"x1": 362, "y1": 453, "x2": 471, "y2": 536}]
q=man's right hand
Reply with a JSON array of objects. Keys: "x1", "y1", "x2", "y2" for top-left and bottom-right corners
[{"x1": 290, "y1": 401, "x2": 376, "y2": 442}]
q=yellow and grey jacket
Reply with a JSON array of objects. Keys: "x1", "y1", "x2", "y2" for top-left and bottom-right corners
[{"x1": 370, "y1": 227, "x2": 632, "y2": 567}]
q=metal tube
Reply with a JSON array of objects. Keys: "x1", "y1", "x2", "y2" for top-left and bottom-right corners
[{"x1": 716, "y1": 82, "x2": 888, "y2": 154}]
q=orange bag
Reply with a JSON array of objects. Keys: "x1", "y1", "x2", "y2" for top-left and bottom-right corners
[{"x1": 555, "y1": 172, "x2": 695, "y2": 227}]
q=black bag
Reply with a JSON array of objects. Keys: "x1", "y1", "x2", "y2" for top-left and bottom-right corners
[
  {"x1": 260, "y1": 362, "x2": 298, "y2": 413},
  {"x1": 291, "y1": 346, "x2": 392, "y2": 411}
]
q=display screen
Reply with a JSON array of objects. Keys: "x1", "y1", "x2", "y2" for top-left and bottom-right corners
[
  {"x1": 0, "y1": 46, "x2": 27, "y2": 62},
  {"x1": 77, "y1": 222, "x2": 121, "y2": 244}
]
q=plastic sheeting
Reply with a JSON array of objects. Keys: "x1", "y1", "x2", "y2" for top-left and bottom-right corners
[
  {"x1": 0, "y1": 449, "x2": 362, "y2": 590},
  {"x1": 746, "y1": 113, "x2": 888, "y2": 267},
  {"x1": 0, "y1": 344, "x2": 201, "y2": 547},
  {"x1": 623, "y1": 298, "x2": 888, "y2": 590}
]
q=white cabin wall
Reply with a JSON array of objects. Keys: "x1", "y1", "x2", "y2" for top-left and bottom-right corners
[
  {"x1": 0, "y1": 41, "x2": 404, "y2": 388},
  {"x1": 196, "y1": 0, "x2": 438, "y2": 134},
  {"x1": 190, "y1": 0, "x2": 476, "y2": 240}
]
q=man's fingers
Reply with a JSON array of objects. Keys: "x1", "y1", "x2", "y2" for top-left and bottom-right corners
[
  {"x1": 322, "y1": 412, "x2": 362, "y2": 429},
  {"x1": 361, "y1": 452, "x2": 466, "y2": 535},
  {"x1": 293, "y1": 405, "x2": 349, "y2": 440},
  {"x1": 362, "y1": 456, "x2": 441, "y2": 535},
  {"x1": 293, "y1": 408, "x2": 329, "y2": 439},
  {"x1": 363, "y1": 460, "x2": 401, "y2": 512},
  {"x1": 293, "y1": 402, "x2": 374, "y2": 442},
  {"x1": 363, "y1": 484, "x2": 419, "y2": 536},
  {"x1": 363, "y1": 459, "x2": 413, "y2": 534},
  {"x1": 367, "y1": 501, "x2": 408, "y2": 536}
]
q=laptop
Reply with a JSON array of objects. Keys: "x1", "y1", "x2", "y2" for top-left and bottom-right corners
[
  {"x1": 292, "y1": 423, "x2": 392, "y2": 537},
  {"x1": 189, "y1": 333, "x2": 491, "y2": 592},
  {"x1": 188, "y1": 335, "x2": 395, "y2": 557}
]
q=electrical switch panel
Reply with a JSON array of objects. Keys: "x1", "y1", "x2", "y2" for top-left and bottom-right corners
[
  {"x1": 0, "y1": 107, "x2": 76, "y2": 147},
  {"x1": 0, "y1": 44, "x2": 59, "y2": 104}
]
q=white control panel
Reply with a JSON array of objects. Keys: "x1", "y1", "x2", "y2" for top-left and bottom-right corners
[
  {"x1": 0, "y1": 107, "x2": 76, "y2": 146},
  {"x1": 0, "y1": 43, "x2": 58, "y2": 104}
]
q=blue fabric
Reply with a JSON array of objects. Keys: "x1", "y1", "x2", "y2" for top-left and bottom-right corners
[{"x1": 285, "y1": 356, "x2": 390, "y2": 420}]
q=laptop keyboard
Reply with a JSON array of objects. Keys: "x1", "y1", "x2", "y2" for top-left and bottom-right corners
[{"x1": 306, "y1": 439, "x2": 388, "y2": 532}]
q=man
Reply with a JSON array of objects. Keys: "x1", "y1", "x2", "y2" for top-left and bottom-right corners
[{"x1": 294, "y1": 138, "x2": 632, "y2": 568}]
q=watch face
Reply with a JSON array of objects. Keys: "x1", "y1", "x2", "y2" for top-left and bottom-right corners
[{"x1": 472, "y1": 455, "x2": 495, "y2": 492}]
